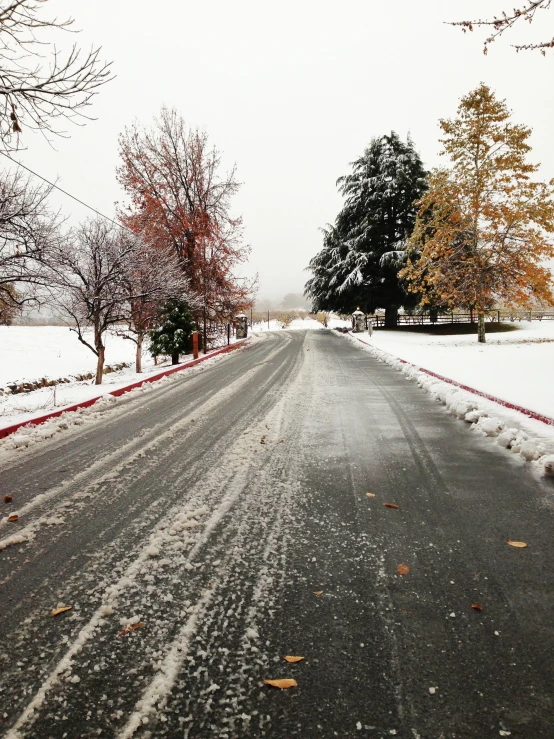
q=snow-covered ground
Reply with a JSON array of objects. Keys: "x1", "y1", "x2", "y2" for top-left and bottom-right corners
[
  {"x1": 252, "y1": 317, "x2": 328, "y2": 332},
  {"x1": 344, "y1": 322, "x2": 554, "y2": 477},
  {"x1": 0, "y1": 326, "x2": 241, "y2": 430},
  {"x1": 364, "y1": 321, "x2": 554, "y2": 419},
  {"x1": 0, "y1": 326, "x2": 152, "y2": 388}
]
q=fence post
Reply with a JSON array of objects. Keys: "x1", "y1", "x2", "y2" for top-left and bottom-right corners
[
  {"x1": 267, "y1": 310, "x2": 270, "y2": 329},
  {"x1": 227, "y1": 323, "x2": 231, "y2": 345}
]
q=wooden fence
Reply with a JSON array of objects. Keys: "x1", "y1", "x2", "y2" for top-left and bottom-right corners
[{"x1": 370, "y1": 310, "x2": 554, "y2": 328}]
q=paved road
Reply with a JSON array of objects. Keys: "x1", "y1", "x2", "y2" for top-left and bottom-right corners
[{"x1": 1, "y1": 330, "x2": 553, "y2": 739}]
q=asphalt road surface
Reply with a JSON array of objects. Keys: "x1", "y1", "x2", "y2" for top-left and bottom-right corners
[{"x1": 1, "y1": 330, "x2": 553, "y2": 739}]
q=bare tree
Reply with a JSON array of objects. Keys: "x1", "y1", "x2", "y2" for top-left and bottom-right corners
[
  {"x1": 0, "y1": 167, "x2": 63, "y2": 308},
  {"x1": 450, "y1": 1, "x2": 553, "y2": 53},
  {"x1": 116, "y1": 237, "x2": 198, "y2": 373},
  {"x1": 52, "y1": 218, "x2": 144, "y2": 385},
  {"x1": 0, "y1": 0, "x2": 113, "y2": 150}
]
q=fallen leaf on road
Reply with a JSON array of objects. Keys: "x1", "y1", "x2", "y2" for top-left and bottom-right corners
[
  {"x1": 51, "y1": 606, "x2": 72, "y2": 617},
  {"x1": 507, "y1": 540, "x2": 527, "y2": 548},
  {"x1": 118, "y1": 622, "x2": 145, "y2": 636},
  {"x1": 396, "y1": 564, "x2": 410, "y2": 575},
  {"x1": 366, "y1": 493, "x2": 376, "y2": 498},
  {"x1": 284, "y1": 656, "x2": 304, "y2": 663},
  {"x1": 313, "y1": 591, "x2": 323, "y2": 596},
  {"x1": 7, "y1": 514, "x2": 18, "y2": 522},
  {"x1": 384, "y1": 503, "x2": 399, "y2": 509},
  {"x1": 264, "y1": 679, "x2": 297, "y2": 689},
  {"x1": 471, "y1": 603, "x2": 483, "y2": 611},
  {"x1": 3, "y1": 495, "x2": 13, "y2": 503}
]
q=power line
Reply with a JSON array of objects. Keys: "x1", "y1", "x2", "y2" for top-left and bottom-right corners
[{"x1": 0, "y1": 150, "x2": 132, "y2": 233}]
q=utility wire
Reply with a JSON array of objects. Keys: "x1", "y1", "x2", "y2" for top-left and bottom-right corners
[{"x1": 0, "y1": 150, "x2": 132, "y2": 233}]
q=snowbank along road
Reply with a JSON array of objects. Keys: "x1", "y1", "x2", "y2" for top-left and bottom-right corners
[{"x1": 1, "y1": 330, "x2": 553, "y2": 739}]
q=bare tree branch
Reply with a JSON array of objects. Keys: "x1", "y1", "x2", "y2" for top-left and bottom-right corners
[
  {"x1": 0, "y1": 0, "x2": 114, "y2": 150},
  {"x1": 449, "y1": 1, "x2": 553, "y2": 54},
  {"x1": 0, "y1": 166, "x2": 63, "y2": 307}
]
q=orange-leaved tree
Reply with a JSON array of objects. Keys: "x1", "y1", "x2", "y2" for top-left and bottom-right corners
[
  {"x1": 401, "y1": 83, "x2": 554, "y2": 342},
  {"x1": 117, "y1": 108, "x2": 255, "y2": 334}
]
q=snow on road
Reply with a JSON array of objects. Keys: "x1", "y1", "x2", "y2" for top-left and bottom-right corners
[
  {"x1": 2, "y1": 330, "x2": 554, "y2": 737},
  {"x1": 1, "y1": 332, "x2": 307, "y2": 738}
]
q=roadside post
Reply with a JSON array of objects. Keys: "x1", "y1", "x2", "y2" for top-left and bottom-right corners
[
  {"x1": 192, "y1": 331, "x2": 199, "y2": 360},
  {"x1": 235, "y1": 314, "x2": 248, "y2": 339}
]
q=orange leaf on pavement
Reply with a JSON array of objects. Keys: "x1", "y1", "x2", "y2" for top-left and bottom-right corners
[
  {"x1": 118, "y1": 622, "x2": 145, "y2": 637},
  {"x1": 366, "y1": 493, "x2": 376, "y2": 498},
  {"x1": 264, "y1": 679, "x2": 297, "y2": 689},
  {"x1": 3, "y1": 495, "x2": 13, "y2": 503},
  {"x1": 284, "y1": 656, "x2": 304, "y2": 663},
  {"x1": 396, "y1": 564, "x2": 410, "y2": 575},
  {"x1": 384, "y1": 503, "x2": 399, "y2": 509},
  {"x1": 471, "y1": 603, "x2": 483, "y2": 611},
  {"x1": 507, "y1": 540, "x2": 527, "y2": 548},
  {"x1": 51, "y1": 606, "x2": 72, "y2": 617},
  {"x1": 313, "y1": 591, "x2": 323, "y2": 596},
  {"x1": 7, "y1": 514, "x2": 19, "y2": 522}
]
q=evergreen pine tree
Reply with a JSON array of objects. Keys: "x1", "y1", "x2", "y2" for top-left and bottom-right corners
[
  {"x1": 305, "y1": 132, "x2": 427, "y2": 326},
  {"x1": 149, "y1": 300, "x2": 197, "y2": 365}
]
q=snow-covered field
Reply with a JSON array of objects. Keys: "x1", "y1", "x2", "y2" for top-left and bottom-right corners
[
  {"x1": 0, "y1": 326, "x2": 153, "y2": 387},
  {"x1": 365, "y1": 320, "x2": 554, "y2": 419},
  {"x1": 345, "y1": 322, "x2": 554, "y2": 477},
  {"x1": 0, "y1": 326, "x2": 240, "y2": 430},
  {"x1": 252, "y1": 317, "x2": 328, "y2": 332}
]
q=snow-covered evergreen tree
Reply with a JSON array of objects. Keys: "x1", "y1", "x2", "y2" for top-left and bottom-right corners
[
  {"x1": 149, "y1": 300, "x2": 197, "y2": 365},
  {"x1": 305, "y1": 132, "x2": 427, "y2": 326}
]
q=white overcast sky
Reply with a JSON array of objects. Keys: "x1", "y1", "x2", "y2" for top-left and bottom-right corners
[{"x1": 13, "y1": 0, "x2": 554, "y2": 302}]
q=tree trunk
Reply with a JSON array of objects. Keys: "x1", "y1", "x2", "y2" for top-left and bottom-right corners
[
  {"x1": 171, "y1": 351, "x2": 179, "y2": 365},
  {"x1": 94, "y1": 321, "x2": 105, "y2": 385},
  {"x1": 477, "y1": 312, "x2": 486, "y2": 343},
  {"x1": 384, "y1": 305, "x2": 398, "y2": 328},
  {"x1": 95, "y1": 345, "x2": 105, "y2": 384},
  {"x1": 136, "y1": 334, "x2": 143, "y2": 373},
  {"x1": 429, "y1": 308, "x2": 438, "y2": 324}
]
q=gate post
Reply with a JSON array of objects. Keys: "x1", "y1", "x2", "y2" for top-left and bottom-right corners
[
  {"x1": 352, "y1": 309, "x2": 365, "y2": 333},
  {"x1": 235, "y1": 314, "x2": 248, "y2": 339}
]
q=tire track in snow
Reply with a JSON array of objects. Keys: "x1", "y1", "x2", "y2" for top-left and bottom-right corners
[
  {"x1": 0, "y1": 335, "x2": 293, "y2": 555},
  {"x1": 1, "y1": 333, "x2": 307, "y2": 738}
]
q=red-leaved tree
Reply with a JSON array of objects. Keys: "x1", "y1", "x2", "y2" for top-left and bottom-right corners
[{"x1": 116, "y1": 108, "x2": 255, "y2": 334}]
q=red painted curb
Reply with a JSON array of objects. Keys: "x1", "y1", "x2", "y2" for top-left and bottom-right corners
[
  {"x1": 348, "y1": 332, "x2": 554, "y2": 428},
  {"x1": 0, "y1": 340, "x2": 248, "y2": 441}
]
